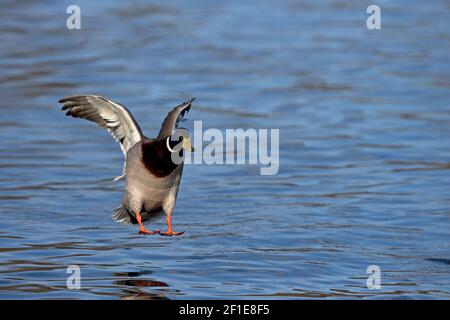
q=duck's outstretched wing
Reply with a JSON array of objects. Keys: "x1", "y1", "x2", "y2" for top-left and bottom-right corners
[
  {"x1": 59, "y1": 94, "x2": 144, "y2": 181},
  {"x1": 157, "y1": 98, "x2": 195, "y2": 139}
]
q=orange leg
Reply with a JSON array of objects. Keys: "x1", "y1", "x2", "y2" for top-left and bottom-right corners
[
  {"x1": 159, "y1": 215, "x2": 184, "y2": 236},
  {"x1": 136, "y1": 212, "x2": 159, "y2": 235}
]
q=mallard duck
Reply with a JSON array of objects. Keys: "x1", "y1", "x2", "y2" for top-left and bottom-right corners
[{"x1": 59, "y1": 95, "x2": 194, "y2": 236}]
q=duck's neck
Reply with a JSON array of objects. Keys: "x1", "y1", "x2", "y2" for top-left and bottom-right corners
[{"x1": 141, "y1": 139, "x2": 182, "y2": 178}]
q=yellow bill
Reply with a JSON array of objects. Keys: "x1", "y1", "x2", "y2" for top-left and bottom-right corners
[{"x1": 182, "y1": 136, "x2": 194, "y2": 152}]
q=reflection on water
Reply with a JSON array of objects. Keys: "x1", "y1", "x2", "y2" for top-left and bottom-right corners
[
  {"x1": 114, "y1": 271, "x2": 170, "y2": 300},
  {"x1": 0, "y1": 0, "x2": 450, "y2": 299}
]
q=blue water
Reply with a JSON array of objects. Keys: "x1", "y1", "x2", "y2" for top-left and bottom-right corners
[{"x1": 0, "y1": 0, "x2": 449, "y2": 299}]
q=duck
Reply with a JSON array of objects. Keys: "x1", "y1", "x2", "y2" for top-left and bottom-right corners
[{"x1": 59, "y1": 95, "x2": 195, "y2": 236}]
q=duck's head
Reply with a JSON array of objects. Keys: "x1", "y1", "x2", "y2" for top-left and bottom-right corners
[
  {"x1": 165, "y1": 128, "x2": 193, "y2": 153},
  {"x1": 156, "y1": 98, "x2": 195, "y2": 161}
]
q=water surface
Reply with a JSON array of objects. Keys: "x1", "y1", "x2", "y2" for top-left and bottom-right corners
[{"x1": 0, "y1": 0, "x2": 449, "y2": 299}]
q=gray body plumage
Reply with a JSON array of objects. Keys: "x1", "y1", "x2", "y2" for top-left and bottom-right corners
[
  {"x1": 120, "y1": 139, "x2": 184, "y2": 224},
  {"x1": 59, "y1": 95, "x2": 194, "y2": 226}
]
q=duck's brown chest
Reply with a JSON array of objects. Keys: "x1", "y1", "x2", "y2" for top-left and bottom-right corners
[{"x1": 141, "y1": 139, "x2": 181, "y2": 178}]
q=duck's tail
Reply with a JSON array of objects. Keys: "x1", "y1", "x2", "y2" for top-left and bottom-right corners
[{"x1": 112, "y1": 205, "x2": 136, "y2": 225}]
